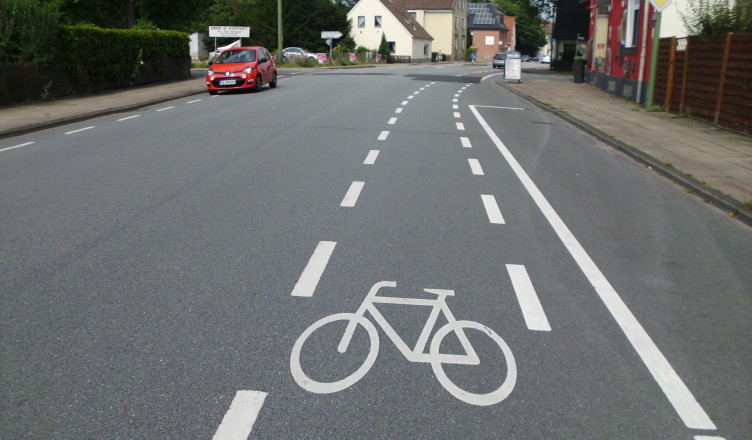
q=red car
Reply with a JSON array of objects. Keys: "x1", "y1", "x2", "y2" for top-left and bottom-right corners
[{"x1": 206, "y1": 46, "x2": 277, "y2": 95}]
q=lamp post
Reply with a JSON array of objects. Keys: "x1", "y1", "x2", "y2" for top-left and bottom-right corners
[{"x1": 277, "y1": 0, "x2": 283, "y2": 57}]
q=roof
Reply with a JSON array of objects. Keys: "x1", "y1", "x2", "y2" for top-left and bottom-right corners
[
  {"x1": 380, "y1": 0, "x2": 434, "y2": 40},
  {"x1": 401, "y1": 0, "x2": 458, "y2": 9},
  {"x1": 468, "y1": 3, "x2": 509, "y2": 31}
]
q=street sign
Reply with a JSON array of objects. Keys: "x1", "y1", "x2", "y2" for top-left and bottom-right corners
[
  {"x1": 321, "y1": 31, "x2": 343, "y2": 39},
  {"x1": 649, "y1": 0, "x2": 672, "y2": 12},
  {"x1": 209, "y1": 26, "x2": 250, "y2": 38}
]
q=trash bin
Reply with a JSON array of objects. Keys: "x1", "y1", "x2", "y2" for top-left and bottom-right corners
[{"x1": 573, "y1": 59, "x2": 585, "y2": 83}]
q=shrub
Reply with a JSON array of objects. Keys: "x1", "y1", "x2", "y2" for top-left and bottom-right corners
[{"x1": 0, "y1": 0, "x2": 62, "y2": 64}]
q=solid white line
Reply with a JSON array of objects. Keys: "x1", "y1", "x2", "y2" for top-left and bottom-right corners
[
  {"x1": 456, "y1": 122, "x2": 465, "y2": 131},
  {"x1": 212, "y1": 390, "x2": 267, "y2": 440},
  {"x1": 364, "y1": 150, "x2": 380, "y2": 165},
  {"x1": 468, "y1": 158, "x2": 484, "y2": 175},
  {"x1": 481, "y1": 194, "x2": 505, "y2": 224},
  {"x1": 469, "y1": 105, "x2": 716, "y2": 430},
  {"x1": 388, "y1": 117, "x2": 397, "y2": 125},
  {"x1": 481, "y1": 73, "x2": 503, "y2": 82},
  {"x1": 117, "y1": 115, "x2": 140, "y2": 122},
  {"x1": 340, "y1": 181, "x2": 365, "y2": 207},
  {"x1": 65, "y1": 126, "x2": 94, "y2": 135},
  {"x1": 0, "y1": 142, "x2": 34, "y2": 153},
  {"x1": 378, "y1": 131, "x2": 389, "y2": 141},
  {"x1": 454, "y1": 112, "x2": 461, "y2": 118},
  {"x1": 473, "y1": 105, "x2": 525, "y2": 111},
  {"x1": 187, "y1": 99, "x2": 202, "y2": 104},
  {"x1": 155, "y1": 106, "x2": 174, "y2": 112},
  {"x1": 507, "y1": 265, "x2": 551, "y2": 331},
  {"x1": 395, "y1": 108, "x2": 403, "y2": 113},
  {"x1": 291, "y1": 241, "x2": 337, "y2": 297},
  {"x1": 460, "y1": 137, "x2": 472, "y2": 148}
]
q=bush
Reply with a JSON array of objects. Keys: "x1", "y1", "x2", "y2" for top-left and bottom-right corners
[
  {"x1": 0, "y1": 0, "x2": 62, "y2": 64},
  {"x1": 465, "y1": 47, "x2": 477, "y2": 62}
]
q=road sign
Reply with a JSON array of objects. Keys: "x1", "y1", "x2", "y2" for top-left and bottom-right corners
[
  {"x1": 649, "y1": 0, "x2": 672, "y2": 12},
  {"x1": 321, "y1": 31, "x2": 343, "y2": 39},
  {"x1": 209, "y1": 26, "x2": 250, "y2": 38}
]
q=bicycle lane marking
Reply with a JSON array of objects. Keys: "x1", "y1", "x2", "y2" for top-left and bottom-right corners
[
  {"x1": 469, "y1": 104, "x2": 717, "y2": 431},
  {"x1": 506, "y1": 265, "x2": 551, "y2": 331},
  {"x1": 291, "y1": 241, "x2": 337, "y2": 297},
  {"x1": 212, "y1": 390, "x2": 267, "y2": 440}
]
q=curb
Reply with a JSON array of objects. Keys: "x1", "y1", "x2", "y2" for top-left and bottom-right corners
[{"x1": 498, "y1": 81, "x2": 752, "y2": 228}]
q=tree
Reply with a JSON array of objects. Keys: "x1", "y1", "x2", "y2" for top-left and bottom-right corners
[
  {"x1": 377, "y1": 32, "x2": 390, "y2": 60},
  {"x1": 681, "y1": 0, "x2": 752, "y2": 36},
  {"x1": 0, "y1": 0, "x2": 61, "y2": 63}
]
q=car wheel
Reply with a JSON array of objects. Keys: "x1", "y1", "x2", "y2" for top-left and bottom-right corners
[
  {"x1": 253, "y1": 75, "x2": 262, "y2": 93},
  {"x1": 209, "y1": 90, "x2": 218, "y2": 95},
  {"x1": 269, "y1": 71, "x2": 277, "y2": 88}
]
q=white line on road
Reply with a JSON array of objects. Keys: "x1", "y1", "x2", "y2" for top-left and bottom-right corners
[
  {"x1": 155, "y1": 106, "x2": 175, "y2": 112},
  {"x1": 212, "y1": 390, "x2": 267, "y2": 440},
  {"x1": 117, "y1": 115, "x2": 140, "y2": 122},
  {"x1": 456, "y1": 122, "x2": 465, "y2": 131},
  {"x1": 408, "y1": 95, "x2": 414, "y2": 100},
  {"x1": 65, "y1": 126, "x2": 95, "y2": 135},
  {"x1": 454, "y1": 112, "x2": 461, "y2": 118},
  {"x1": 187, "y1": 99, "x2": 202, "y2": 104},
  {"x1": 454, "y1": 94, "x2": 460, "y2": 98},
  {"x1": 378, "y1": 131, "x2": 390, "y2": 141},
  {"x1": 0, "y1": 142, "x2": 35, "y2": 153},
  {"x1": 401, "y1": 101, "x2": 409, "y2": 105},
  {"x1": 340, "y1": 181, "x2": 365, "y2": 207},
  {"x1": 291, "y1": 241, "x2": 337, "y2": 297},
  {"x1": 388, "y1": 117, "x2": 397, "y2": 125},
  {"x1": 469, "y1": 105, "x2": 717, "y2": 431},
  {"x1": 364, "y1": 150, "x2": 380, "y2": 165},
  {"x1": 414, "y1": 91, "x2": 421, "y2": 95},
  {"x1": 453, "y1": 104, "x2": 459, "y2": 110},
  {"x1": 468, "y1": 158, "x2": 484, "y2": 175},
  {"x1": 460, "y1": 137, "x2": 472, "y2": 148},
  {"x1": 453, "y1": 98, "x2": 458, "y2": 103},
  {"x1": 395, "y1": 108, "x2": 403, "y2": 113},
  {"x1": 507, "y1": 264, "x2": 551, "y2": 331},
  {"x1": 481, "y1": 194, "x2": 505, "y2": 224},
  {"x1": 694, "y1": 436, "x2": 726, "y2": 440},
  {"x1": 473, "y1": 105, "x2": 525, "y2": 111}
]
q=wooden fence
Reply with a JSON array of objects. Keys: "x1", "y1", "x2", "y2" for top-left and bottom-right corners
[{"x1": 654, "y1": 33, "x2": 752, "y2": 135}]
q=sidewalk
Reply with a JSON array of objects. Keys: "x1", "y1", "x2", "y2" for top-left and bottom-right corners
[{"x1": 500, "y1": 69, "x2": 752, "y2": 226}]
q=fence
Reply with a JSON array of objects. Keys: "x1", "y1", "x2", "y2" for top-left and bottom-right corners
[
  {"x1": 654, "y1": 33, "x2": 752, "y2": 135},
  {"x1": 0, "y1": 58, "x2": 191, "y2": 106}
]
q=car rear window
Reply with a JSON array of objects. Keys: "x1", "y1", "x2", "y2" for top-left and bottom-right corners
[
  {"x1": 494, "y1": 54, "x2": 504, "y2": 59},
  {"x1": 216, "y1": 49, "x2": 257, "y2": 64}
]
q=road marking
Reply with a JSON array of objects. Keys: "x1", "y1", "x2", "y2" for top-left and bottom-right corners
[
  {"x1": 456, "y1": 122, "x2": 465, "y2": 131},
  {"x1": 187, "y1": 99, "x2": 202, "y2": 104},
  {"x1": 453, "y1": 104, "x2": 459, "y2": 110},
  {"x1": 506, "y1": 265, "x2": 551, "y2": 331},
  {"x1": 388, "y1": 117, "x2": 397, "y2": 125},
  {"x1": 694, "y1": 436, "x2": 726, "y2": 440},
  {"x1": 481, "y1": 194, "x2": 505, "y2": 224},
  {"x1": 291, "y1": 241, "x2": 337, "y2": 297},
  {"x1": 468, "y1": 158, "x2": 484, "y2": 175},
  {"x1": 414, "y1": 91, "x2": 421, "y2": 94},
  {"x1": 212, "y1": 390, "x2": 267, "y2": 440},
  {"x1": 454, "y1": 112, "x2": 461, "y2": 118},
  {"x1": 340, "y1": 181, "x2": 365, "y2": 207},
  {"x1": 401, "y1": 100, "x2": 409, "y2": 105},
  {"x1": 453, "y1": 98, "x2": 458, "y2": 103},
  {"x1": 408, "y1": 95, "x2": 414, "y2": 100},
  {"x1": 378, "y1": 131, "x2": 390, "y2": 141},
  {"x1": 420, "y1": 87, "x2": 426, "y2": 90},
  {"x1": 473, "y1": 105, "x2": 525, "y2": 111},
  {"x1": 469, "y1": 105, "x2": 717, "y2": 431},
  {"x1": 65, "y1": 126, "x2": 94, "y2": 135},
  {"x1": 0, "y1": 142, "x2": 35, "y2": 153},
  {"x1": 364, "y1": 150, "x2": 380, "y2": 165},
  {"x1": 117, "y1": 115, "x2": 140, "y2": 122},
  {"x1": 454, "y1": 94, "x2": 460, "y2": 98},
  {"x1": 395, "y1": 108, "x2": 403, "y2": 113},
  {"x1": 156, "y1": 106, "x2": 174, "y2": 112},
  {"x1": 460, "y1": 137, "x2": 472, "y2": 148}
]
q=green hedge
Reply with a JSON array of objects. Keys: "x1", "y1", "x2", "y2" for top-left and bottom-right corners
[{"x1": 60, "y1": 25, "x2": 189, "y2": 88}]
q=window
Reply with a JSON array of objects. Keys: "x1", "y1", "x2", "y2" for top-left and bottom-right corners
[
  {"x1": 408, "y1": 12, "x2": 417, "y2": 18},
  {"x1": 388, "y1": 41, "x2": 396, "y2": 52},
  {"x1": 424, "y1": 44, "x2": 429, "y2": 56},
  {"x1": 625, "y1": 0, "x2": 640, "y2": 48},
  {"x1": 358, "y1": 16, "x2": 365, "y2": 28},
  {"x1": 375, "y1": 16, "x2": 382, "y2": 27}
]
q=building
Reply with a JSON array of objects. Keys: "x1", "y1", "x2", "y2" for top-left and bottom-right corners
[
  {"x1": 468, "y1": 3, "x2": 510, "y2": 61},
  {"x1": 503, "y1": 15, "x2": 516, "y2": 51},
  {"x1": 403, "y1": 0, "x2": 469, "y2": 61},
  {"x1": 347, "y1": 0, "x2": 434, "y2": 60},
  {"x1": 551, "y1": 0, "x2": 589, "y2": 62}
]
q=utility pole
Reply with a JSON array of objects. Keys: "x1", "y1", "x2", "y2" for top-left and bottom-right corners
[{"x1": 277, "y1": 0, "x2": 283, "y2": 57}]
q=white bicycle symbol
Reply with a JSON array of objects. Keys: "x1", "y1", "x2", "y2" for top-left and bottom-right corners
[{"x1": 290, "y1": 281, "x2": 517, "y2": 406}]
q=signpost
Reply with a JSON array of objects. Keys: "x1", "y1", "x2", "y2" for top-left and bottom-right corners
[
  {"x1": 209, "y1": 26, "x2": 250, "y2": 50},
  {"x1": 321, "y1": 31, "x2": 344, "y2": 61}
]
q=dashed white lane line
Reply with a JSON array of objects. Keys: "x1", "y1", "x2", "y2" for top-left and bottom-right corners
[
  {"x1": 414, "y1": 91, "x2": 421, "y2": 95},
  {"x1": 155, "y1": 106, "x2": 175, "y2": 112},
  {"x1": 454, "y1": 94, "x2": 460, "y2": 98},
  {"x1": 340, "y1": 181, "x2": 365, "y2": 207},
  {"x1": 456, "y1": 122, "x2": 465, "y2": 131},
  {"x1": 395, "y1": 108, "x2": 403, "y2": 113},
  {"x1": 212, "y1": 390, "x2": 267, "y2": 440},
  {"x1": 388, "y1": 117, "x2": 398, "y2": 125},
  {"x1": 481, "y1": 194, "x2": 505, "y2": 224},
  {"x1": 401, "y1": 100, "x2": 409, "y2": 105},
  {"x1": 364, "y1": 150, "x2": 380, "y2": 165},
  {"x1": 453, "y1": 104, "x2": 459, "y2": 110},
  {"x1": 117, "y1": 115, "x2": 140, "y2": 122},
  {"x1": 187, "y1": 99, "x2": 202, "y2": 104},
  {"x1": 291, "y1": 241, "x2": 337, "y2": 297},
  {"x1": 468, "y1": 158, "x2": 484, "y2": 175},
  {"x1": 506, "y1": 264, "x2": 551, "y2": 331},
  {"x1": 378, "y1": 131, "x2": 390, "y2": 141},
  {"x1": 65, "y1": 126, "x2": 95, "y2": 135},
  {"x1": 469, "y1": 104, "x2": 717, "y2": 430},
  {"x1": 460, "y1": 137, "x2": 472, "y2": 148},
  {"x1": 0, "y1": 142, "x2": 35, "y2": 153},
  {"x1": 408, "y1": 95, "x2": 414, "y2": 100},
  {"x1": 453, "y1": 112, "x2": 461, "y2": 118},
  {"x1": 453, "y1": 98, "x2": 458, "y2": 103},
  {"x1": 694, "y1": 436, "x2": 726, "y2": 440}
]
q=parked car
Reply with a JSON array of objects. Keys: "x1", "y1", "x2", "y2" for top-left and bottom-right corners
[
  {"x1": 282, "y1": 47, "x2": 317, "y2": 62},
  {"x1": 206, "y1": 47, "x2": 277, "y2": 95},
  {"x1": 540, "y1": 54, "x2": 551, "y2": 64},
  {"x1": 521, "y1": 55, "x2": 530, "y2": 62},
  {"x1": 492, "y1": 53, "x2": 506, "y2": 69}
]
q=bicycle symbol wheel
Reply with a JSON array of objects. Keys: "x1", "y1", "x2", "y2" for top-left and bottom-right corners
[
  {"x1": 290, "y1": 313, "x2": 380, "y2": 394},
  {"x1": 429, "y1": 320, "x2": 517, "y2": 406}
]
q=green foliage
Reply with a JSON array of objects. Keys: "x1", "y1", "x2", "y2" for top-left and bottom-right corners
[
  {"x1": 466, "y1": 47, "x2": 477, "y2": 61},
  {"x1": 0, "y1": 0, "x2": 62, "y2": 64},
  {"x1": 681, "y1": 0, "x2": 752, "y2": 35},
  {"x1": 58, "y1": 0, "x2": 212, "y2": 31},
  {"x1": 377, "y1": 33, "x2": 390, "y2": 60}
]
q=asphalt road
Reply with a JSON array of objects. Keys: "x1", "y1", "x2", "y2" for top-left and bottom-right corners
[{"x1": 1, "y1": 64, "x2": 750, "y2": 440}]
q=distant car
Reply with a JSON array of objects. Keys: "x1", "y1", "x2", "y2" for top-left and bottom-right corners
[
  {"x1": 282, "y1": 47, "x2": 317, "y2": 62},
  {"x1": 540, "y1": 54, "x2": 551, "y2": 64},
  {"x1": 521, "y1": 55, "x2": 530, "y2": 62},
  {"x1": 492, "y1": 53, "x2": 506, "y2": 69},
  {"x1": 206, "y1": 46, "x2": 277, "y2": 95}
]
